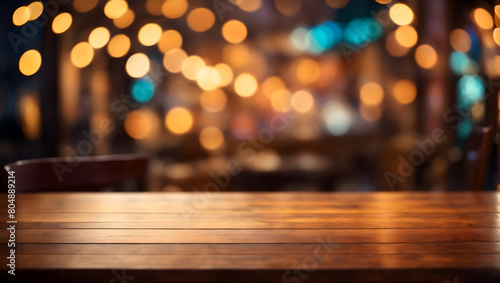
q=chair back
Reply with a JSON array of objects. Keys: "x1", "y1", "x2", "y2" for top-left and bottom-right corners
[{"x1": 462, "y1": 125, "x2": 494, "y2": 190}]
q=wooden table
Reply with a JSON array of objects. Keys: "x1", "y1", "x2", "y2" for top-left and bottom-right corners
[{"x1": 1, "y1": 192, "x2": 500, "y2": 282}]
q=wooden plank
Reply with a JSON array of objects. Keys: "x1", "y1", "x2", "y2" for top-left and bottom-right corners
[
  {"x1": 11, "y1": 228, "x2": 500, "y2": 244},
  {"x1": 16, "y1": 253, "x2": 500, "y2": 270},
  {"x1": 12, "y1": 242, "x2": 500, "y2": 255}
]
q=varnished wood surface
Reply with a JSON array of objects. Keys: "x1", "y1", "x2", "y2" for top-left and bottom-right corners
[{"x1": 1, "y1": 192, "x2": 499, "y2": 282}]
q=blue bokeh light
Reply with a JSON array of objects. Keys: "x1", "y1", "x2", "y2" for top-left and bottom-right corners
[
  {"x1": 457, "y1": 75, "x2": 485, "y2": 110},
  {"x1": 131, "y1": 78, "x2": 155, "y2": 103}
]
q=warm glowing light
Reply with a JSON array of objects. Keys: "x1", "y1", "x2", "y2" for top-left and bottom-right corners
[
  {"x1": 296, "y1": 58, "x2": 320, "y2": 85},
  {"x1": 274, "y1": 0, "x2": 301, "y2": 16},
  {"x1": 27, "y1": 2, "x2": 43, "y2": 21},
  {"x1": 472, "y1": 8, "x2": 493, "y2": 30},
  {"x1": 234, "y1": 73, "x2": 258, "y2": 97},
  {"x1": 113, "y1": 9, "x2": 135, "y2": 28},
  {"x1": 104, "y1": 0, "x2": 128, "y2": 19},
  {"x1": 138, "y1": 23, "x2": 162, "y2": 46},
  {"x1": 360, "y1": 104, "x2": 382, "y2": 122},
  {"x1": 146, "y1": 0, "x2": 164, "y2": 16},
  {"x1": 222, "y1": 44, "x2": 251, "y2": 68},
  {"x1": 88, "y1": 27, "x2": 110, "y2": 49},
  {"x1": 389, "y1": 3, "x2": 413, "y2": 26},
  {"x1": 19, "y1": 94, "x2": 41, "y2": 140},
  {"x1": 415, "y1": 44, "x2": 438, "y2": 69},
  {"x1": 386, "y1": 31, "x2": 409, "y2": 57},
  {"x1": 360, "y1": 82, "x2": 384, "y2": 106},
  {"x1": 163, "y1": 48, "x2": 188, "y2": 73},
  {"x1": 200, "y1": 89, "x2": 227, "y2": 112},
  {"x1": 393, "y1": 80, "x2": 417, "y2": 104},
  {"x1": 126, "y1": 53, "x2": 150, "y2": 78},
  {"x1": 13, "y1": 6, "x2": 30, "y2": 26},
  {"x1": 165, "y1": 107, "x2": 193, "y2": 135},
  {"x1": 197, "y1": 67, "x2": 221, "y2": 91},
  {"x1": 214, "y1": 63, "x2": 233, "y2": 87},
  {"x1": 449, "y1": 29, "x2": 471, "y2": 53},
  {"x1": 375, "y1": 0, "x2": 392, "y2": 4},
  {"x1": 187, "y1": 8, "x2": 215, "y2": 32},
  {"x1": 71, "y1": 42, "x2": 94, "y2": 68},
  {"x1": 162, "y1": 0, "x2": 188, "y2": 19},
  {"x1": 107, "y1": 34, "x2": 131, "y2": 58},
  {"x1": 222, "y1": 20, "x2": 248, "y2": 44},
  {"x1": 262, "y1": 76, "x2": 286, "y2": 98},
  {"x1": 182, "y1": 56, "x2": 206, "y2": 80},
  {"x1": 199, "y1": 127, "x2": 224, "y2": 150},
  {"x1": 394, "y1": 25, "x2": 418, "y2": 48},
  {"x1": 325, "y1": 0, "x2": 349, "y2": 9},
  {"x1": 158, "y1": 30, "x2": 183, "y2": 53},
  {"x1": 52, "y1": 13, "x2": 73, "y2": 34},
  {"x1": 270, "y1": 89, "x2": 292, "y2": 112},
  {"x1": 235, "y1": 0, "x2": 262, "y2": 12},
  {"x1": 125, "y1": 110, "x2": 153, "y2": 139},
  {"x1": 291, "y1": 90, "x2": 315, "y2": 113},
  {"x1": 74, "y1": 0, "x2": 98, "y2": 13},
  {"x1": 494, "y1": 28, "x2": 500, "y2": 46},
  {"x1": 19, "y1": 50, "x2": 41, "y2": 76}
]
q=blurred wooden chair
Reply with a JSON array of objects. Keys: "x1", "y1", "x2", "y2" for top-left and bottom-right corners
[
  {"x1": 462, "y1": 125, "x2": 494, "y2": 191},
  {"x1": 2, "y1": 154, "x2": 150, "y2": 193}
]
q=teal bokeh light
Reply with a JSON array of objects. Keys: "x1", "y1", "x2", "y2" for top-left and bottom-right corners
[
  {"x1": 457, "y1": 75, "x2": 485, "y2": 110},
  {"x1": 131, "y1": 78, "x2": 155, "y2": 103}
]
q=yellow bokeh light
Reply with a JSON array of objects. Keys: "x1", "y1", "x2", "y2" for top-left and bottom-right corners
[
  {"x1": 197, "y1": 67, "x2": 221, "y2": 91},
  {"x1": 222, "y1": 44, "x2": 251, "y2": 68},
  {"x1": 270, "y1": 89, "x2": 292, "y2": 113},
  {"x1": 113, "y1": 9, "x2": 135, "y2": 28},
  {"x1": 235, "y1": 0, "x2": 262, "y2": 12},
  {"x1": 389, "y1": 3, "x2": 413, "y2": 26},
  {"x1": 393, "y1": 80, "x2": 417, "y2": 104},
  {"x1": 449, "y1": 29, "x2": 471, "y2": 53},
  {"x1": 182, "y1": 56, "x2": 206, "y2": 80},
  {"x1": 126, "y1": 53, "x2": 150, "y2": 78},
  {"x1": 13, "y1": 6, "x2": 30, "y2": 26},
  {"x1": 107, "y1": 34, "x2": 131, "y2": 58},
  {"x1": 415, "y1": 44, "x2": 438, "y2": 69},
  {"x1": 394, "y1": 25, "x2": 418, "y2": 48},
  {"x1": 472, "y1": 8, "x2": 493, "y2": 30},
  {"x1": 19, "y1": 94, "x2": 41, "y2": 140},
  {"x1": 234, "y1": 73, "x2": 258, "y2": 97},
  {"x1": 214, "y1": 63, "x2": 233, "y2": 87},
  {"x1": 88, "y1": 27, "x2": 110, "y2": 49},
  {"x1": 71, "y1": 42, "x2": 94, "y2": 68},
  {"x1": 138, "y1": 23, "x2": 162, "y2": 46},
  {"x1": 27, "y1": 2, "x2": 43, "y2": 21},
  {"x1": 162, "y1": 0, "x2": 188, "y2": 19},
  {"x1": 325, "y1": 0, "x2": 350, "y2": 9},
  {"x1": 19, "y1": 49, "x2": 42, "y2": 76},
  {"x1": 262, "y1": 76, "x2": 286, "y2": 98},
  {"x1": 199, "y1": 126, "x2": 224, "y2": 150},
  {"x1": 291, "y1": 90, "x2": 315, "y2": 113},
  {"x1": 158, "y1": 30, "x2": 183, "y2": 53},
  {"x1": 494, "y1": 28, "x2": 500, "y2": 46},
  {"x1": 163, "y1": 48, "x2": 188, "y2": 73},
  {"x1": 124, "y1": 110, "x2": 153, "y2": 140},
  {"x1": 52, "y1": 13, "x2": 73, "y2": 34},
  {"x1": 165, "y1": 107, "x2": 193, "y2": 135},
  {"x1": 386, "y1": 31, "x2": 409, "y2": 57},
  {"x1": 74, "y1": 0, "x2": 99, "y2": 13},
  {"x1": 104, "y1": 0, "x2": 128, "y2": 19},
  {"x1": 296, "y1": 58, "x2": 320, "y2": 85},
  {"x1": 222, "y1": 20, "x2": 248, "y2": 44},
  {"x1": 187, "y1": 8, "x2": 215, "y2": 32},
  {"x1": 360, "y1": 82, "x2": 384, "y2": 106},
  {"x1": 146, "y1": 0, "x2": 164, "y2": 16},
  {"x1": 360, "y1": 104, "x2": 382, "y2": 122},
  {"x1": 200, "y1": 89, "x2": 227, "y2": 112},
  {"x1": 274, "y1": 0, "x2": 301, "y2": 16}
]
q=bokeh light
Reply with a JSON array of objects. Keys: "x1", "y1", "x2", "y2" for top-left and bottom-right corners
[
  {"x1": 296, "y1": 58, "x2": 320, "y2": 85},
  {"x1": 74, "y1": 0, "x2": 99, "y2": 13},
  {"x1": 415, "y1": 44, "x2": 438, "y2": 69},
  {"x1": 158, "y1": 30, "x2": 183, "y2": 53},
  {"x1": 222, "y1": 20, "x2": 248, "y2": 44},
  {"x1": 162, "y1": 0, "x2": 188, "y2": 19},
  {"x1": 113, "y1": 9, "x2": 135, "y2": 28},
  {"x1": 275, "y1": 0, "x2": 301, "y2": 16},
  {"x1": 138, "y1": 23, "x2": 163, "y2": 46},
  {"x1": 394, "y1": 25, "x2": 418, "y2": 48},
  {"x1": 386, "y1": 31, "x2": 409, "y2": 57},
  {"x1": 52, "y1": 13, "x2": 73, "y2": 34},
  {"x1": 107, "y1": 34, "x2": 131, "y2": 58},
  {"x1": 214, "y1": 63, "x2": 234, "y2": 87},
  {"x1": 104, "y1": 0, "x2": 128, "y2": 19},
  {"x1": 449, "y1": 29, "x2": 471, "y2": 53},
  {"x1": 27, "y1": 2, "x2": 43, "y2": 21},
  {"x1": 472, "y1": 8, "x2": 493, "y2": 30},
  {"x1": 197, "y1": 67, "x2": 221, "y2": 91},
  {"x1": 13, "y1": 6, "x2": 30, "y2": 26},
  {"x1": 200, "y1": 89, "x2": 228, "y2": 112},
  {"x1": 146, "y1": 0, "x2": 164, "y2": 16},
  {"x1": 234, "y1": 73, "x2": 258, "y2": 97},
  {"x1": 270, "y1": 89, "x2": 292, "y2": 112},
  {"x1": 199, "y1": 126, "x2": 224, "y2": 150},
  {"x1": 262, "y1": 76, "x2": 286, "y2": 98},
  {"x1": 187, "y1": 8, "x2": 215, "y2": 32},
  {"x1": 126, "y1": 53, "x2": 150, "y2": 78},
  {"x1": 71, "y1": 42, "x2": 94, "y2": 68},
  {"x1": 360, "y1": 104, "x2": 382, "y2": 122},
  {"x1": 360, "y1": 82, "x2": 384, "y2": 106},
  {"x1": 291, "y1": 90, "x2": 315, "y2": 113},
  {"x1": 88, "y1": 27, "x2": 110, "y2": 49},
  {"x1": 19, "y1": 50, "x2": 42, "y2": 76},
  {"x1": 18, "y1": 94, "x2": 41, "y2": 140},
  {"x1": 393, "y1": 80, "x2": 417, "y2": 104},
  {"x1": 125, "y1": 110, "x2": 153, "y2": 140},
  {"x1": 131, "y1": 78, "x2": 155, "y2": 103},
  {"x1": 323, "y1": 101, "x2": 355, "y2": 135},
  {"x1": 389, "y1": 3, "x2": 413, "y2": 26},
  {"x1": 494, "y1": 28, "x2": 500, "y2": 46},
  {"x1": 325, "y1": 0, "x2": 350, "y2": 9},
  {"x1": 165, "y1": 107, "x2": 193, "y2": 135},
  {"x1": 163, "y1": 48, "x2": 188, "y2": 73},
  {"x1": 182, "y1": 56, "x2": 206, "y2": 80},
  {"x1": 235, "y1": 0, "x2": 262, "y2": 12}
]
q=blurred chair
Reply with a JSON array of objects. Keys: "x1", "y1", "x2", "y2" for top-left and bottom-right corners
[
  {"x1": 2, "y1": 154, "x2": 150, "y2": 193},
  {"x1": 462, "y1": 125, "x2": 494, "y2": 191}
]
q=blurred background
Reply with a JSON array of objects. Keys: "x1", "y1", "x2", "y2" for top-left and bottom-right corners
[{"x1": 0, "y1": 0, "x2": 499, "y2": 191}]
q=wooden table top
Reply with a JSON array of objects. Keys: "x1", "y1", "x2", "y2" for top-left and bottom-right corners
[{"x1": 1, "y1": 192, "x2": 500, "y2": 282}]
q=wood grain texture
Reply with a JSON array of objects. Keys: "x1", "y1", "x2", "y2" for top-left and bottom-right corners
[{"x1": 0, "y1": 192, "x2": 499, "y2": 282}]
